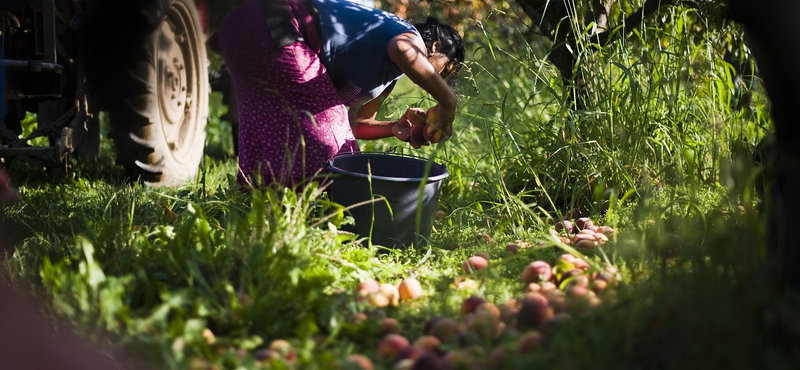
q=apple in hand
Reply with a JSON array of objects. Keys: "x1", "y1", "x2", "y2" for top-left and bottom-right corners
[
  {"x1": 423, "y1": 123, "x2": 442, "y2": 143},
  {"x1": 423, "y1": 105, "x2": 444, "y2": 143},
  {"x1": 407, "y1": 107, "x2": 427, "y2": 126},
  {"x1": 409, "y1": 125, "x2": 429, "y2": 148},
  {"x1": 425, "y1": 105, "x2": 440, "y2": 125}
]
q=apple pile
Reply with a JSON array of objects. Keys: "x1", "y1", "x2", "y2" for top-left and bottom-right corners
[
  {"x1": 391, "y1": 106, "x2": 445, "y2": 148},
  {"x1": 254, "y1": 223, "x2": 622, "y2": 369},
  {"x1": 549, "y1": 217, "x2": 618, "y2": 250},
  {"x1": 355, "y1": 277, "x2": 425, "y2": 308},
  {"x1": 337, "y1": 254, "x2": 619, "y2": 370},
  {"x1": 254, "y1": 252, "x2": 621, "y2": 369}
]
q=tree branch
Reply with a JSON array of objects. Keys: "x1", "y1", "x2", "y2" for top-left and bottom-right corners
[{"x1": 597, "y1": 0, "x2": 675, "y2": 47}]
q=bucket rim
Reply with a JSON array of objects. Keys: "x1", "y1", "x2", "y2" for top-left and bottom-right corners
[{"x1": 328, "y1": 151, "x2": 449, "y2": 183}]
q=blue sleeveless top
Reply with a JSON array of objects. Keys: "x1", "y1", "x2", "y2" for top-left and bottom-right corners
[{"x1": 312, "y1": 0, "x2": 419, "y2": 107}]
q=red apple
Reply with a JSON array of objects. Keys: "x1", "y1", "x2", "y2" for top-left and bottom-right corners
[
  {"x1": 517, "y1": 293, "x2": 554, "y2": 331},
  {"x1": 575, "y1": 217, "x2": 593, "y2": 230},
  {"x1": 410, "y1": 125, "x2": 428, "y2": 147},
  {"x1": 573, "y1": 233, "x2": 596, "y2": 244},
  {"x1": 557, "y1": 254, "x2": 590, "y2": 269},
  {"x1": 559, "y1": 269, "x2": 589, "y2": 289},
  {"x1": 517, "y1": 331, "x2": 543, "y2": 353},
  {"x1": 575, "y1": 239, "x2": 598, "y2": 250},
  {"x1": 268, "y1": 339, "x2": 296, "y2": 362},
  {"x1": 407, "y1": 107, "x2": 427, "y2": 126},
  {"x1": 554, "y1": 220, "x2": 573, "y2": 233},
  {"x1": 414, "y1": 352, "x2": 447, "y2": 370},
  {"x1": 377, "y1": 334, "x2": 410, "y2": 359},
  {"x1": 396, "y1": 345, "x2": 427, "y2": 362},
  {"x1": 540, "y1": 281, "x2": 558, "y2": 294},
  {"x1": 462, "y1": 256, "x2": 488, "y2": 273},
  {"x1": 348, "y1": 312, "x2": 368, "y2": 324},
  {"x1": 425, "y1": 105, "x2": 439, "y2": 125},
  {"x1": 398, "y1": 278, "x2": 423, "y2": 300},
  {"x1": 413, "y1": 335, "x2": 441, "y2": 352},
  {"x1": 597, "y1": 225, "x2": 618, "y2": 236},
  {"x1": 346, "y1": 354, "x2": 374, "y2": 370},
  {"x1": 590, "y1": 279, "x2": 608, "y2": 294},
  {"x1": 423, "y1": 123, "x2": 443, "y2": 143},
  {"x1": 506, "y1": 243, "x2": 521, "y2": 253},
  {"x1": 429, "y1": 317, "x2": 460, "y2": 343},
  {"x1": 355, "y1": 279, "x2": 380, "y2": 297},
  {"x1": 423, "y1": 316, "x2": 444, "y2": 335},
  {"x1": 461, "y1": 296, "x2": 487, "y2": 314},
  {"x1": 467, "y1": 305, "x2": 503, "y2": 340},
  {"x1": 381, "y1": 317, "x2": 402, "y2": 334},
  {"x1": 521, "y1": 261, "x2": 553, "y2": 284}
]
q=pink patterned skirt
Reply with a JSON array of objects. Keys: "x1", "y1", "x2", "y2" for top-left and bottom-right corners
[{"x1": 219, "y1": 0, "x2": 358, "y2": 187}]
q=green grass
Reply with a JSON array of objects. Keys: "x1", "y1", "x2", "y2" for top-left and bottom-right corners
[{"x1": 1, "y1": 1, "x2": 798, "y2": 369}]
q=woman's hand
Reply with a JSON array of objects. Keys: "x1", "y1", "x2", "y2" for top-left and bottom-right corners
[
  {"x1": 391, "y1": 107, "x2": 431, "y2": 148},
  {"x1": 434, "y1": 102, "x2": 455, "y2": 140},
  {"x1": 391, "y1": 107, "x2": 424, "y2": 141}
]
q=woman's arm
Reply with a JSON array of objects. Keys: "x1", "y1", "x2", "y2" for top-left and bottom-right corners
[
  {"x1": 350, "y1": 31, "x2": 457, "y2": 141},
  {"x1": 386, "y1": 32, "x2": 457, "y2": 138},
  {"x1": 349, "y1": 90, "x2": 396, "y2": 140}
]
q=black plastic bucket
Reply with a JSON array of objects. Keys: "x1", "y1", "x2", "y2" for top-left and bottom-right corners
[{"x1": 328, "y1": 152, "x2": 448, "y2": 249}]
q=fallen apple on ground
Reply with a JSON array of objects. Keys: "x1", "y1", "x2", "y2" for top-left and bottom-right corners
[
  {"x1": 356, "y1": 279, "x2": 380, "y2": 298},
  {"x1": 398, "y1": 277, "x2": 423, "y2": 300},
  {"x1": 505, "y1": 242, "x2": 521, "y2": 253},
  {"x1": 461, "y1": 295, "x2": 487, "y2": 314},
  {"x1": 377, "y1": 333, "x2": 410, "y2": 359},
  {"x1": 522, "y1": 261, "x2": 553, "y2": 284},
  {"x1": 517, "y1": 292, "x2": 554, "y2": 331},
  {"x1": 462, "y1": 255, "x2": 489, "y2": 273},
  {"x1": 345, "y1": 354, "x2": 374, "y2": 370}
]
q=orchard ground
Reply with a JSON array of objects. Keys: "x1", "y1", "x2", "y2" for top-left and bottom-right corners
[{"x1": 1, "y1": 1, "x2": 799, "y2": 370}]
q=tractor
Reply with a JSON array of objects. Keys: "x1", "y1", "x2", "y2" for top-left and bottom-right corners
[{"x1": 1, "y1": 0, "x2": 214, "y2": 186}]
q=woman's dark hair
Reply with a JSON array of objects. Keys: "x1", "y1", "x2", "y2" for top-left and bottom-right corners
[{"x1": 413, "y1": 17, "x2": 465, "y2": 76}]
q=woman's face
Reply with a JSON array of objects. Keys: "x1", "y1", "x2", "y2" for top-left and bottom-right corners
[
  {"x1": 429, "y1": 52, "x2": 455, "y2": 79},
  {"x1": 428, "y1": 41, "x2": 457, "y2": 79}
]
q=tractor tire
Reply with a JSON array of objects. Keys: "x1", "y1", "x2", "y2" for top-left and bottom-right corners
[{"x1": 106, "y1": 0, "x2": 208, "y2": 186}]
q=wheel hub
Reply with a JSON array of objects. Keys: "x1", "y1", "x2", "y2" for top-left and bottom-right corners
[{"x1": 157, "y1": 2, "x2": 201, "y2": 158}]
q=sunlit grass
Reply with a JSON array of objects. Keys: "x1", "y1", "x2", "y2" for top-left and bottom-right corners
[{"x1": 1, "y1": 1, "x2": 796, "y2": 369}]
